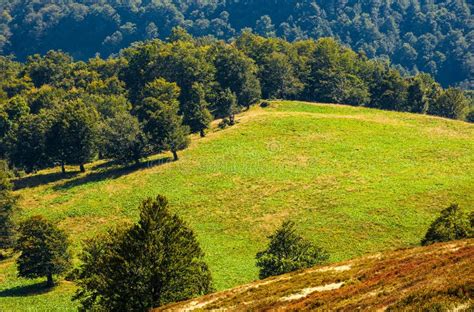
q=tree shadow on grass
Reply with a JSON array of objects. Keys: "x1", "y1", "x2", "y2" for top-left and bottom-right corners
[
  {"x1": 0, "y1": 282, "x2": 53, "y2": 298},
  {"x1": 52, "y1": 156, "x2": 173, "y2": 191},
  {"x1": 13, "y1": 172, "x2": 79, "y2": 190}
]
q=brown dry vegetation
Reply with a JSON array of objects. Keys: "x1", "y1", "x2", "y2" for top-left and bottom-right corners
[{"x1": 159, "y1": 239, "x2": 474, "y2": 311}]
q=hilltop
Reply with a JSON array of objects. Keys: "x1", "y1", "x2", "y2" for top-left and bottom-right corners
[
  {"x1": 159, "y1": 239, "x2": 474, "y2": 311},
  {"x1": 1, "y1": 101, "x2": 473, "y2": 311}
]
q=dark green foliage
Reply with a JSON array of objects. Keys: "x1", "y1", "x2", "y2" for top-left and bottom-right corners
[
  {"x1": 214, "y1": 44, "x2": 261, "y2": 108},
  {"x1": 7, "y1": 113, "x2": 51, "y2": 173},
  {"x1": 217, "y1": 89, "x2": 239, "y2": 125},
  {"x1": 25, "y1": 51, "x2": 73, "y2": 88},
  {"x1": 99, "y1": 112, "x2": 147, "y2": 165},
  {"x1": 185, "y1": 83, "x2": 212, "y2": 137},
  {"x1": 256, "y1": 221, "x2": 329, "y2": 279},
  {"x1": 73, "y1": 195, "x2": 213, "y2": 311},
  {"x1": 305, "y1": 38, "x2": 370, "y2": 106},
  {"x1": 421, "y1": 204, "x2": 473, "y2": 246},
  {"x1": 139, "y1": 79, "x2": 190, "y2": 160},
  {"x1": 429, "y1": 88, "x2": 470, "y2": 120},
  {"x1": 406, "y1": 73, "x2": 442, "y2": 114},
  {"x1": 1, "y1": 1, "x2": 471, "y2": 87},
  {"x1": 46, "y1": 99, "x2": 98, "y2": 172},
  {"x1": 0, "y1": 160, "x2": 16, "y2": 250},
  {"x1": 15, "y1": 216, "x2": 71, "y2": 287},
  {"x1": 0, "y1": 30, "x2": 466, "y2": 175}
]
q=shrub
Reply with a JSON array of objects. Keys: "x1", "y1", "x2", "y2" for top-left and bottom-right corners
[
  {"x1": 256, "y1": 220, "x2": 329, "y2": 279},
  {"x1": 421, "y1": 204, "x2": 472, "y2": 246}
]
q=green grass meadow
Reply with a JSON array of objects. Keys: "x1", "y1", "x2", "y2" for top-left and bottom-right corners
[{"x1": 1, "y1": 101, "x2": 473, "y2": 311}]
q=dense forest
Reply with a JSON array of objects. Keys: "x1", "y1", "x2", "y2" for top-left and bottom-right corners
[
  {"x1": 0, "y1": 0, "x2": 472, "y2": 88},
  {"x1": 0, "y1": 30, "x2": 472, "y2": 175}
]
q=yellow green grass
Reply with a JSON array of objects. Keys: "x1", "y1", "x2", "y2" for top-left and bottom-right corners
[{"x1": 1, "y1": 101, "x2": 473, "y2": 311}]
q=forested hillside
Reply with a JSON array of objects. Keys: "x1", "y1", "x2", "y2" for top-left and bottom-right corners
[
  {"x1": 1, "y1": 31, "x2": 472, "y2": 175},
  {"x1": 0, "y1": 0, "x2": 472, "y2": 88}
]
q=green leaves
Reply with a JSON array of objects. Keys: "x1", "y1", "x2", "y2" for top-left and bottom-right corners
[
  {"x1": 74, "y1": 195, "x2": 213, "y2": 311},
  {"x1": 14, "y1": 216, "x2": 71, "y2": 286},
  {"x1": 421, "y1": 204, "x2": 473, "y2": 246},
  {"x1": 256, "y1": 221, "x2": 329, "y2": 279}
]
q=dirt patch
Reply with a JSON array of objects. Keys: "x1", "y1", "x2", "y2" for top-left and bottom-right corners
[{"x1": 280, "y1": 282, "x2": 345, "y2": 301}]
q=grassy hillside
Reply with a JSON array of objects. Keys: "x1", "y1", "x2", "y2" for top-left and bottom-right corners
[
  {"x1": 159, "y1": 239, "x2": 474, "y2": 311},
  {"x1": 1, "y1": 101, "x2": 473, "y2": 311}
]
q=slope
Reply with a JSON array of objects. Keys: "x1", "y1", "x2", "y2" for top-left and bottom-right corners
[
  {"x1": 158, "y1": 239, "x2": 474, "y2": 311},
  {"x1": 1, "y1": 101, "x2": 473, "y2": 311}
]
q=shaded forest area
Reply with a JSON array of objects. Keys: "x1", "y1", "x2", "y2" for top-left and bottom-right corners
[{"x1": 0, "y1": 0, "x2": 472, "y2": 88}]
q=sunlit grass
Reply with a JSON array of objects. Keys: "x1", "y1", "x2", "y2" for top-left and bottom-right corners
[{"x1": 1, "y1": 101, "x2": 473, "y2": 311}]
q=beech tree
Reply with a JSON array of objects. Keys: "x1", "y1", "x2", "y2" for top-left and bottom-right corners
[
  {"x1": 429, "y1": 88, "x2": 469, "y2": 120},
  {"x1": 99, "y1": 111, "x2": 147, "y2": 165},
  {"x1": 139, "y1": 79, "x2": 190, "y2": 160},
  {"x1": 46, "y1": 99, "x2": 98, "y2": 173},
  {"x1": 74, "y1": 195, "x2": 213, "y2": 311},
  {"x1": 185, "y1": 83, "x2": 212, "y2": 137},
  {"x1": 15, "y1": 216, "x2": 71, "y2": 287}
]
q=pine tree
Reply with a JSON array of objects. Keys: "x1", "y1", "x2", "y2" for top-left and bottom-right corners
[
  {"x1": 421, "y1": 204, "x2": 472, "y2": 246},
  {"x1": 256, "y1": 221, "x2": 329, "y2": 279},
  {"x1": 74, "y1": 195, "x2": 213, "y2": 311},
  {"x1": 15, "y1": 216, "x2": 71, "y2": 287}
]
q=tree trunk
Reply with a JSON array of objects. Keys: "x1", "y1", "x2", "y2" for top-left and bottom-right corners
[
  {"x1": 61, "y1": 162, "x2": 66, "y2": 174},
  {"x1": 172, "y1": 150, "x2": 179, "y2": 161},
  {"x1": 200, "y1": 129, "x2": 205, "y2": 137},
  {"x1": 46, "y1": 273, "x2": 54, "y2": 287},
  {"x1": 79, "y1": 164, "x2": 85, "y2": 173}
]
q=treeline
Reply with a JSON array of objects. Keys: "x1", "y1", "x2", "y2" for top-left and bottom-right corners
[
  {"x1": 1, "y1": 0, "x2": 472, "y2": 87},
  {"x1": 0, "y1": 30, "x2": 472, "y2": 173}
]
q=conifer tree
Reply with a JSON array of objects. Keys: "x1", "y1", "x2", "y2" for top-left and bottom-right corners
[
  {"x1": 256, "y1": 221, "x2": 329, "y2": 279},
  {"x1": 74, "y1": 195, "x2": 213, "y2": 311}
]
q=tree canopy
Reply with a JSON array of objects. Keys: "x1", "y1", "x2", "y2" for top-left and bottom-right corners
[
  {"x1": 73, "y1": 195, "x2": 213, "y2": 311},
  {"x1": 1, "y1": 0, "x2": 472, "y2": 88}
]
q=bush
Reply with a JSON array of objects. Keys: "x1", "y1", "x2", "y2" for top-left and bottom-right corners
[
  {"x1": 256, "y1": 220, "x2": 329, "y2": 279},
  {"x1": 73, "y1": 195, "x2": 213, "y2": 311},
  {"x1": 421, "y1": 204, "x2": 472, "y2": 246}
]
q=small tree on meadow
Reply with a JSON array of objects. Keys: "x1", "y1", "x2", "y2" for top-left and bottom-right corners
[
  {"x1": 74, "y1": 195, "x2": 213, "y2": 311},
  {"x1": 256, "y1": 221, "x2": 329, "y2": 279},
  {"x1": 421, "y1": 204, "x2": 472, "y2": 246},
  {"x1": 15, "y1": 216, "x2": 71, "y2": 287}
]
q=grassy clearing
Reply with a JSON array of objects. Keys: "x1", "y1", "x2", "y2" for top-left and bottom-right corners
[{"x1": 1, "y1": 101, "x2": 473, "y2": 311}]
